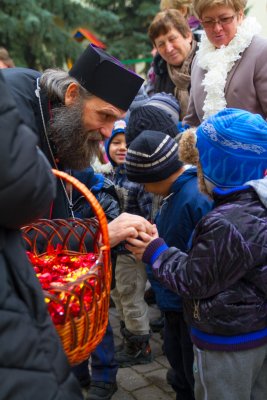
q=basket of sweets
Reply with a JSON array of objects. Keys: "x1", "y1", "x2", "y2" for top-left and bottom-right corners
[{"x1": 21, "y1": 169, "x2": 111, "y2": 365}]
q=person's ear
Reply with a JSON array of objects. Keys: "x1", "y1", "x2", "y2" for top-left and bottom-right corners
[
  {"x1": 237, "y1": 10, "x2": 245, "y2": 23},
  {"x1": 64, "y1": 82, "x2": 79, "y2": 106},
  {"x1": 187, "y1": 31, "x2": 193, "y2": 43}
]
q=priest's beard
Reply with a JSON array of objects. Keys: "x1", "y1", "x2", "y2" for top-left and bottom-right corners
[{"x1": 47, "y1": 99, "x2": 102, "y2": 170}]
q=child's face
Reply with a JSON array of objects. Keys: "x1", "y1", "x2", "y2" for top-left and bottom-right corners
[{"x1": 109, "y1": 133, "x2": 127, "y2": 165}]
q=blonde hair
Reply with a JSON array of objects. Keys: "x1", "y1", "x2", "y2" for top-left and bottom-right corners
[
  {"x1": 160, "y1": 0, "x2": 193, "y2": 16},
  {"x1": 192, "y1": 0, "x2": 247, "y2": 18}
]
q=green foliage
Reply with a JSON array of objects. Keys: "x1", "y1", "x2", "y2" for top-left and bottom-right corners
[
  {"x1": 244, "y1": 5, "x2": 252, "y2": 15},
  {"x1": 89, "y1": 0, "x2": 159, "y2": 62},
  {"x1": 0, "y1": 0, "x2": 159, "y2": 70},
  {"x1": 0, "y1": 0, "x2": 96, "y2": 69}
]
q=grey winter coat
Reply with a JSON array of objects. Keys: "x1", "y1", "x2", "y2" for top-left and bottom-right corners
[{"x1": 184, "y1": 35, "x2": 267, "y2": 126}]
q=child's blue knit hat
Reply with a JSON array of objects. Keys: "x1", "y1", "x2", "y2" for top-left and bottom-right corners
[
  {"x1": 105, "y1": 119, "x2": 126, "y2": 166},
  {"x1": 196, "y1": 108, "x2": 267, "y2": 188}
]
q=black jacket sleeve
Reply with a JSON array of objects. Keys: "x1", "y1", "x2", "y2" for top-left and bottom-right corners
[{"x1": 0, "y1": 71, "x2": 56, "y2": 229}]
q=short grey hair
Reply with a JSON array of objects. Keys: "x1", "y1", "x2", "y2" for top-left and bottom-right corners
[{"x1": 40, "y1": 68, "x2": 93, "y2": 103}]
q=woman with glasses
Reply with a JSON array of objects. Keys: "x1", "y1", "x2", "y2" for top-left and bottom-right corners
[
  {"x1": 184, "y1": 0, "x2": 267, "y2": 126},
  {"x1": 148, "y1": 9, "x2": 198, "y2": 119}
]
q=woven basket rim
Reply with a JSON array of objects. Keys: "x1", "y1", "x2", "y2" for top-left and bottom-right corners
[{"x1": 21, "y1": 170, "x2": 111, "y2": 365}]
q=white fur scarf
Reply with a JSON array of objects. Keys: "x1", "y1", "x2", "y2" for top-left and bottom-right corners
[{"x1": 197, "y1": 17, "x2": 261, "y2": 120}]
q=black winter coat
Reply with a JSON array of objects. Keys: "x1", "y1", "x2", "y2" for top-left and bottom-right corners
[
  {"x1": 0, "y1": 72, "x2": 83, "y2": 399},
  {"x1": 153, "y1": 54, "x2": 176, "y2": 95},
  {"x1": 2, "y1": 67, "x2": 70, "y2": 218}
]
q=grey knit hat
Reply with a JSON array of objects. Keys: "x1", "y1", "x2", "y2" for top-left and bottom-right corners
[
  {"x1": 126, "y1": 130, "x2": 183, "y2": 183},
  {"x1": 129, "y1": 90, "x2": 150, "y2": 111},
  {"x1": 145, "y1": 92, "x2": 180, "y2": 125},
  {"x1": 125, "y1": 105, "x2": 179, "y2": 146}
]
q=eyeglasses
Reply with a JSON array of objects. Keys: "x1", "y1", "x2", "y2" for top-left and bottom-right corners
[{"x1": 201, "y1": 15, "x2": 236, "y2": 29}]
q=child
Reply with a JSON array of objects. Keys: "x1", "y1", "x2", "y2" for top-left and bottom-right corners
[
  {"x1": 125, "y1": 130, "x2": 212, "y2": 400},
  {"x1": 126, "y1": 100, "x2": 180, "y2": 146},
  {"x1": 126, "y1": 93, "x2": 181, "y2": 336},
  {"x1": 126, "y1": 108, "x2": 267, "y2": 400},
  {"x1": 71, "y1": 167, "x2": 120, "y2": 400},
  {"x1": 105, "y1": 120, "x2": 154, "y2": 367}
]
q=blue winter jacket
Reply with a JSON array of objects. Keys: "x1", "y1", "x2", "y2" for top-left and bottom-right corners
[{"x1": 146, "y1": 167, "x2": 212, "y2": 312}]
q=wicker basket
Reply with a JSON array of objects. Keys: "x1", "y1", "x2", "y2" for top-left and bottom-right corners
[{"x1": 21, "y1": 169, "x2": 111, "y2": 365}]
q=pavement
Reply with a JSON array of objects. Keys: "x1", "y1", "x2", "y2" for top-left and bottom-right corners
[{"x1": 105, "y1": 305, "x2": 176, "y2": 400}]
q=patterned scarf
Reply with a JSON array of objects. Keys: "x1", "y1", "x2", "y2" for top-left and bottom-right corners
[{"x1": 167, "y1": 40, "x2": 197, "y2": 119}]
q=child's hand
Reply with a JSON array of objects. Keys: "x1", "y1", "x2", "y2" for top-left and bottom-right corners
[
  {"x1": 125, "y1": 226, "x2": 159, "y2": 260},
  {"x1": 108, "y1": 213, "x2": 154, "y2": 248}
]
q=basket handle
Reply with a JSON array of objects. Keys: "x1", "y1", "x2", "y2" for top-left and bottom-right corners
[{"x1": 52, "y1": 169, "x2": 110, "y2": 254}]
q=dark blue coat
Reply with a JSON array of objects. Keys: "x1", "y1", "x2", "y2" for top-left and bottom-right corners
[
  {"x1": 72, "y1": 167, "x2": 120, "y2": 289},
  {"x1": 147, "y1": 167, "x2": 212, "y2": 312},
  {"x1": 72, "y1": 167, "x2": 120, "y2": 223}
]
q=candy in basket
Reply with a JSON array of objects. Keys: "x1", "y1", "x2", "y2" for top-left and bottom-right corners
[{"x1": 21, "y1": 170, "x2": 111, "y2": 365}]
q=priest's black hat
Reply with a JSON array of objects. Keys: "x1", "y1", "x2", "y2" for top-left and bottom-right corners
[{"x1": 69, "y1": 44, "x2": 144, "y2": 111}]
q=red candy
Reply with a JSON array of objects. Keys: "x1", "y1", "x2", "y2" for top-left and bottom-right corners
[{"x1": 27, "y1": 247, "x2": 98, "y2": 324}]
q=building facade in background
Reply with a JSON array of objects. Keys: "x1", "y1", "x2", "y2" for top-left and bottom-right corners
[{"x1": 248, "y1": 0, "x2": 267, "y2": 37}]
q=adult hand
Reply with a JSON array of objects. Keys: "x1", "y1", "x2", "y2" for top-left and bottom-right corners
[
  {"x1": 108, "y1": 212, "x2": 155, "y2": 248},
  {"x1": 125, "y1": 227, "x2": 159, "y2": 260}
]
